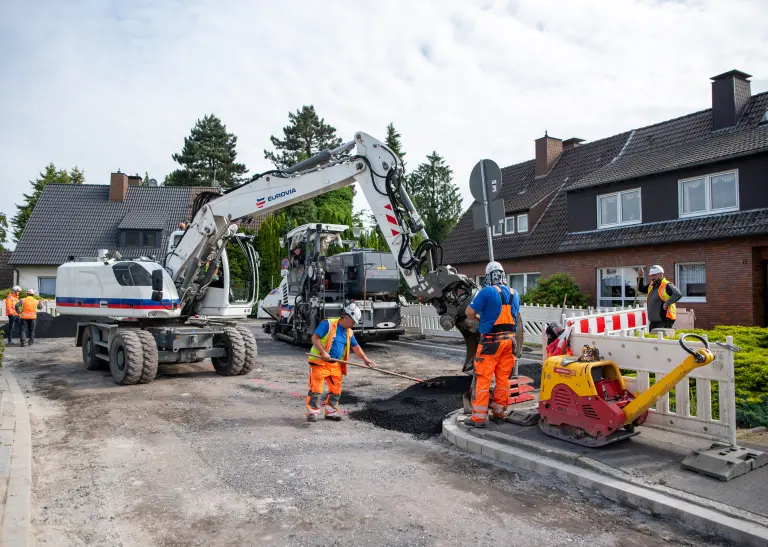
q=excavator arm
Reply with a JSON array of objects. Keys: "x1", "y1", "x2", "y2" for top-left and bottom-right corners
[{"x1": 164, "y1": 131, "x2": 481, "y2": 371}]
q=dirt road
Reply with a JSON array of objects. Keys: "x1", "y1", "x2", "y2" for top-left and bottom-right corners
[{"x1": 5, "y1": 326, "x2": 727, "y2": 546}]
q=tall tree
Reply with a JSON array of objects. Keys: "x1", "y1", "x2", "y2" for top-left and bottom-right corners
[
  {"x1": 407, "y1": 151, "x2": 462, "y2": 244},
  {"x1": 12, "y1": 163, "x2": 84, "y2": 243},
  {"x1": 0, "y1": 214, "x2": 8, "y2": 252},
  {"x1": 384, "y1": 122, "x2": 407, "y2": 169},
  {"x1": 264, "y1": 105, "x2": 353, "y2": 227},
  {"x1": 142, "y1": 171, "x2": 151, "y2": 186},
  {"x1": 165, "y1": 114, "x2": 247, "y2": 188}
]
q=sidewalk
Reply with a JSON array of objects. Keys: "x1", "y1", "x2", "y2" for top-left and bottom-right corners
[
  {"x1": 0, "y1": 363, "x2": 31, "y2": 547},
  {"x1": 443, "y1": 404, "x2": 768, "y2": 547}
]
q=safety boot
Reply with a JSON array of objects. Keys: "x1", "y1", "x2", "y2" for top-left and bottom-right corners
[
  {"x1": 463, "y1": 417, "x2": 486, "y2": 428},
  {"x1": 306, "y1": 414, "x2": 317, "y2": 422},
  {"x1": 325, "y1": 414, "x2": 342, "y2": 422}
]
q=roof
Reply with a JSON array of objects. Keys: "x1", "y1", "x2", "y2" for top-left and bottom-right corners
[
  {"x1": 441, "y1": 88, "x2": 768, "y2": 265},
  {"x1": 0, "y1": 252, "x2": 14, "y2": 288},
  {"x1": 9, "y1": 185, "x2": 208, "y2": 265}
]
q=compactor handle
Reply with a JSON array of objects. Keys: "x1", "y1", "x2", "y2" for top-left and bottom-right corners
[{"x1": 679, "y1": 333, "x2": 709, "y2": 363}]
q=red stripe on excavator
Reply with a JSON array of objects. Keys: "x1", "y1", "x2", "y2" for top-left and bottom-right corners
[
  {"x1": 391, "y1": 229, "x2": 400, "y2": 236},
  {"x1": 384, "y1": 204, "x2": 392, "y2": 210},
  {"x1": 386, "y1": 214, "x2": 398, "y2": 225}
]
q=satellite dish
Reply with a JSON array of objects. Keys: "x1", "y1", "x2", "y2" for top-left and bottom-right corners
[{"x1": 149, "y1": 178, "x2": 158, "y2": 186}]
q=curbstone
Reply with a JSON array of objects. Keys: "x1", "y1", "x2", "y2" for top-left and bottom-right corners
[
  {"x1": 443, "y1": 415, "x2": 768, "y2": 547},
  {"x1": 1, "y1": 368, "x2": 30, "y2": 546}
]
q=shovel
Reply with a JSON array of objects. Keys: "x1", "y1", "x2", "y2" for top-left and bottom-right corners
[{"x1": 305, "y1": 353, "x2": 426, "y2": 383}]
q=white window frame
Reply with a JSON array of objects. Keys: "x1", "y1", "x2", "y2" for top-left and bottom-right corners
[
  {"x1": 507, "y1": 272, "x2": 540, "y2": 295},
  {"x1": 675, "y1": 262, "x2": 707, "y2": 303},
  {"x1": 492, "y1": 222, "x2": 502, "y2": 236},
  {"x1": 678, "y1": 169, "x2": 739, "y2": 218},
  {"x1": 517, "y1": 213, "x2": 529, "y2": 233},
  {"x1": 596, "y1": 188, "x2": 642, "y2": 229},
  {"x1": 38, "y1": 276, "x2": 57, "y2": 297},
  {"x1": 596, "y1": 266, "x2": 646, "y2": 308},
  {"x1": 504, "y1": 216, "x2": 515, "y2": 234}
]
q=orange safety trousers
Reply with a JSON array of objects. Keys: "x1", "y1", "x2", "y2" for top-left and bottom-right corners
[
  {"x1": 470, "y1": 338, "x2": 516, "y2": 422},
  {"x1": 306, "y1": 362, "x2": 343, "y2": 417}
]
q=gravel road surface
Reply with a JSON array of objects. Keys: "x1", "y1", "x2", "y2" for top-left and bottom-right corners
[{"x1": 5, "y1": 326, "x2": 728, "y2": 546}]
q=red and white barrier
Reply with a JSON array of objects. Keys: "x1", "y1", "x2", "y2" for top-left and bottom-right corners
[{"x1": 565, "y1": 308, "x2": 648, "y2": 335}]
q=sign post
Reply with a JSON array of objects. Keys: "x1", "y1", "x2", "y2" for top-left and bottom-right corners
[{"x1": 469, "y1": 159, "x2": 503, "y2": 263}]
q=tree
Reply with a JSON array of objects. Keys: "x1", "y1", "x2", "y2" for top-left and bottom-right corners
[
  {"x1": 521, "y1": 273, "x2": 589, "y2": 307},
  {"x1": 142, "y1": 172, "x2": 151, "y2": 186},
  {"x1": 264, "y1": 105, "x2": 353, "y2": 227},
  {"x1": 165, "y1": 114, "x2": 248, "y2": 188},
  {"x1": 12, "y1": 163, "x2": 84, "y2": 243},
  {"x1": 407, "y1": 151, "x2": 462, "y2": 244},
  {"x1": 384, "y1": 122, "x2": 407, "y2": 169}
]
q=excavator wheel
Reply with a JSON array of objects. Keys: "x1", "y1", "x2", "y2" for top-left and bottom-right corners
[
  {"x1": 109, "y1": 330, "x2": 145, "y2": 385},
  {"x1": 81, "y1": 327, "x2": 105, "y2": 371},
  {"x1": 212, "y1": 327, "x2": 246, "y2": 376},
  {"x1": 135, "y1": 330, "x2": 159, "y2": 384},
  {"x1": 235, "y1": 325, "x2": 258, "y2": 375}
]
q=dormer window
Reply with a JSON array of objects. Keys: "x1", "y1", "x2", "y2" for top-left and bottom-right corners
[
  {"x1": 597, "y1": 189, "x2": 641, "y2": 229},
  {"x1": 678, "y1": 170, "x2": 738, "y2": 218},
  {"x1": 120, "y1": 229, "x2": 160, "y2": 248}
]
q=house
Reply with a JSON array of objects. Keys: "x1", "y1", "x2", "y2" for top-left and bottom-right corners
[
  {"x1": 8, "y1": 172, "x2": 267, "y2": 295},
  {"x1": 441, "y1": 69, "x2": 768, "y2": 329}
]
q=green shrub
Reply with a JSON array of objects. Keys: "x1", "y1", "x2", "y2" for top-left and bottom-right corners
[
  {"x1": 0, "y1": 288, "x2": 53, "y2": 301},
  {"x1": 521, "y1": 273, "x2": 589, "y2": 308},
  {"x1": 0, "y1": 337, "x2": 5, "y2": 368}
]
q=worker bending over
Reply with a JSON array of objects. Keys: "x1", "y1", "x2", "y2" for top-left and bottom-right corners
[
  {"x1": 306, "y1": 303, "x2": 377, "y2": 422},
  {"x1": 464, "y1": 262, "x2": 521, "y2": 428}
]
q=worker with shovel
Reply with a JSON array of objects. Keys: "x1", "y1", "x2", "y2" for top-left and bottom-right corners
[{"x1": 306, "y1": 303, "x2": 377, "y2": 422}]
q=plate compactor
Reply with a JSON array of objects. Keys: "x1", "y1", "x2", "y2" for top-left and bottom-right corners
[{"x1": 509, "y1": 333, "x2": 715, "y2": 447}]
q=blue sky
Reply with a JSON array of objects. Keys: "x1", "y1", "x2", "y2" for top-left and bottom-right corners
[{"x1": 1, "y1": 0, "x2": 767, "y2": 249}]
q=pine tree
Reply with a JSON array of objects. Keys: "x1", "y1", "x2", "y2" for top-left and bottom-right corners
[
  {"x1": 407, "y1": 152, "x2": 462, "y2": 244},
  {"x1": 12, "y1": 163, "x2": 84, "y2": 243},
  {"x1": 384, "y1": 122, "x2": 406, "y2": 169},
  {"x1": 165, "y1": 114, "x2": 247, "y2": 188},
  {"x1": 142, "y1": 171, "x2": 151, "y2": 186},
  {"x1": 264, "y1": 105, "x2": 353, "y2": 227}
]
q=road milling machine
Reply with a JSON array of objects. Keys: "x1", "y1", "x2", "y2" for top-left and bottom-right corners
[
  {"x1": 260, "y1": 222, "x2": 406, "y2": 345},
  {"x1": 56, "y1": 131, "x2": 482, "y2": 385}
]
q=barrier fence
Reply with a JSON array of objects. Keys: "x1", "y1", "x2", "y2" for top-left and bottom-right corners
[{"x1": 0, "y1": 300, "x2": 58, "y2": 318}]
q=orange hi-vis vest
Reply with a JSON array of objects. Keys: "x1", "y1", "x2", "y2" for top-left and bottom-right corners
[
  {"x1": 658, "y1": 278, "x2": 677, "y2": 321},
  {"x1": 308, "y1": 318, "x2": 352, "y2": 373},
  {"x1": 20, "y1": 296, "x2": 39, "y2": 320},
  {"x1": 488, "y1": 285, "x2": 516, "y2": 334},
  {"x1": 5, "y1": 294, "x2": 18, "y2": 317}
]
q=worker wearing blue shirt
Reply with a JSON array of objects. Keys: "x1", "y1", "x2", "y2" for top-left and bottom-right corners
[{"x1": 463, "y1": 261, "x2": 522, "y2": 428}]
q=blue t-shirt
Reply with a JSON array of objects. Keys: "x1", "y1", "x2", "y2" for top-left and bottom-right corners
[
  {"x1": 469, "y1": 285, "x2": 520, "y2": 335},
  {"x1": 313, "y1": 319, "x2": 359, "y2": 360}
]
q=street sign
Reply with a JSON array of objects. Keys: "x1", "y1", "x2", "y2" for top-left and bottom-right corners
[
  {"x1": 469, "y1": 159, "x2": 502, "y2": 203},
  {"x1": 472, "y1": 199, "x2": 505, "y2": 230},
  {"x1": 281, "y1": 258, "x2": 289, "y2": 270}
]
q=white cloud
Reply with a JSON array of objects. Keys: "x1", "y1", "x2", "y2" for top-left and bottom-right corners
[{"x1": 1, "y1": 0, "x2": 767, "y2": 249}]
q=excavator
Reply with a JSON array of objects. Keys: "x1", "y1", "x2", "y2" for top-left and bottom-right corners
[{"x1": 55, "y1": 131, "x2": 482, "y2": 385}]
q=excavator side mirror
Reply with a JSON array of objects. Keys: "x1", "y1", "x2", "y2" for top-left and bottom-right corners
[
  {"x1": 151, "y1": 290, "x2": 163, "y2": 303},
  {"x1": 152, "y1": 270, "x2": 163, "y2": 292}
]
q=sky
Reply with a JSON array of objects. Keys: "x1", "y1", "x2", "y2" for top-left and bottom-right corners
[{"x1": 1, "y1": 0, "x2": 767, "y2": 249}]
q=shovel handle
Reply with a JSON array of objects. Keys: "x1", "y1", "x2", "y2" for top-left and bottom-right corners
[{"x1": 305, "y1": 353, "x2": 424, "y2": 383}]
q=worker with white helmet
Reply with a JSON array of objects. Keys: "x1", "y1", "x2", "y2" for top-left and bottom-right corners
[
  {"x1": 16, "y1": 288, "x2": 43, "y2": 347},
  {"x1": 5, "y1": 286, "x2": 21, "y2": 345},
  {"x1": 306, "y1": 302, "x2": 377, "y2": 422},
  {"x1": 637, "y1": 265, "x2": 682, "y2": 331},
  {"x1": 463, "y1": 261, "x2": 522, "y2": 428}
]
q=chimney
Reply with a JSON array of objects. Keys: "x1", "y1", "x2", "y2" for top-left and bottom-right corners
[
  {"x1": 562, "y1": 137, "x2": 585, "y2": 151},
  {"x1": 535, "y1": 131, "x2": 563, "y2": 177},
  {"x1": 110, "y1": 171, "x2": 129, "y2": 202},
  {"x1": 711, "y1": 69, "x2": 752, "y2": 131},
  {"x1": 127, "y1": 175, "x2": 142, "y2": 186}
]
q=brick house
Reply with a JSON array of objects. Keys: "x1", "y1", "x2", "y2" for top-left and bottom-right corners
[
  {"x1": 441, "y1": 69, "x2": 768, "y2": 329},
  {"x1": 8, "y1": 172, "x2": 267, "y2": 295}
]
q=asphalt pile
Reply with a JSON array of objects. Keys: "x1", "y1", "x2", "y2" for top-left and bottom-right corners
[
  {"x1": 2, "y1": 313, "x2": 94, "y2": 339},
  {"x1": 349, "y1": 375, "x2": 471, "y2": 439}
]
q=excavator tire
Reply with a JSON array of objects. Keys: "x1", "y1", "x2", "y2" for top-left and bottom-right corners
[
  {"x1": 109, "y1": 330, "x2": 145, "y2": 385},
  {"x1": 235, "y1": 325, "x2": 258, "y2": 375},
  {"x1": 212, "y1": 327, "x2": 246, "y2": 376},
  {"x1": 81, "y1": 327, "x2": 105, "y2": 371},
  {"x1": 135, "y1": 330, "x2": 159, "y2": 384}
]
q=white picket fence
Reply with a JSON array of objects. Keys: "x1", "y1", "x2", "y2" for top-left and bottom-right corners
[
  {"x1": 567, "y1": 330, "x2": 737, "y2": 447},
  {"x1": 0, "y1": 300, "x2": 58, "y2": 319}
]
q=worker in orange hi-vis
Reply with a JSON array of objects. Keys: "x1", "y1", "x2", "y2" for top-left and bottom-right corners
[
  {"x1": 463, "y1": 261, "x2": 521, "y2": 428},
  {"x1": 5, "y1": 286, "x2": 21, "y2": 345},
  {"x1": 306, "y1": 303, "x2": 377, "y2": 422}
]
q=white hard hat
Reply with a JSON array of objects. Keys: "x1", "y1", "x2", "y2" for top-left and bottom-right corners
[
  {"x1": 11, "y1": 286, "x2": 20, "y2": 292},
  {"x1": 26, "y1": 288, "x2": 35, "y2": 295},
  {"x1": 648, "y1": 265, "x2": 664, "y2": 275},
  {"x1": 342, "y1": 302, "x2": 361, "y2": 324},
  {"x1": 485, "y1": 261, "x2": 504, "y2": 275}
]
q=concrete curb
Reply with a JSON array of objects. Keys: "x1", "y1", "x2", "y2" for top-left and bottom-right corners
[
  {"x1": 443, "y1": 412, "x2": 768, "y2": 547},
  {"x1": 0, "y1": 367, "x2": 31, "y2": 547}
]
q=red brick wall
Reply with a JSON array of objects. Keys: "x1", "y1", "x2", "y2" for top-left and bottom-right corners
[{"x1": 455, "y1": 237, "x2": 768, "y2": 329}]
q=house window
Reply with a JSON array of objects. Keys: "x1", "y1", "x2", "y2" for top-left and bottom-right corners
[
  {"x1": 597, "y1": 266, "x2": 645, "y2": 308},
  {"x1": 475, "y1": 275, "x2": 487, "y2": 288},
  {"x1": 120, "y1": 230, "x2": 161, "y2": 248},
  {"x1": 38, "y1": 277, "x2": 56, "y2": 297},
  {"x1": 597, "y1": 189, "x2": 641, "y2": 228},
  {"x1": 679, "y1": 170, "x2": 738, "y2": 218},
  {"x1": 492, "y1": 223, "x2": 502, "y2": 236},
  {"x1": 517, "y1": 214, "x2": 528, "y2": 233},
  {"x1": 676, "y1": 263, "x2": 706, "y2": 302},
  {"x1": 505, "y1": 216, "x2": 515, "y2": 234},
  {"x1": 508, "y1": 272, "x2": 540, "y2": 295}
]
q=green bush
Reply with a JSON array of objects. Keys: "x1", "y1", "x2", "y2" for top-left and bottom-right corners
[
  {"x1": 0, "y1": 288, "x2": 53, "y2": 301},
  {"x1": 521, "y1": 273, "x2": 589, "y2": 308}
]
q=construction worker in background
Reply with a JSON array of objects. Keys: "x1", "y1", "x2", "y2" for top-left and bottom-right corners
[
  {"x1": 637, "y1": 265, "x2": 681, "y2": 332},
  {"x1": 463, "y1": 261, "x2": 522, "y2": 428},
  {"x1": 306, "y1": 303, "x2": 377, "y2": 422},
  {"x1": 16, "y1": 289, "x2": 42, "y2": 347},
  {"x1": 5, "y1": 286, "x2": 21, "y2": 345}
]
